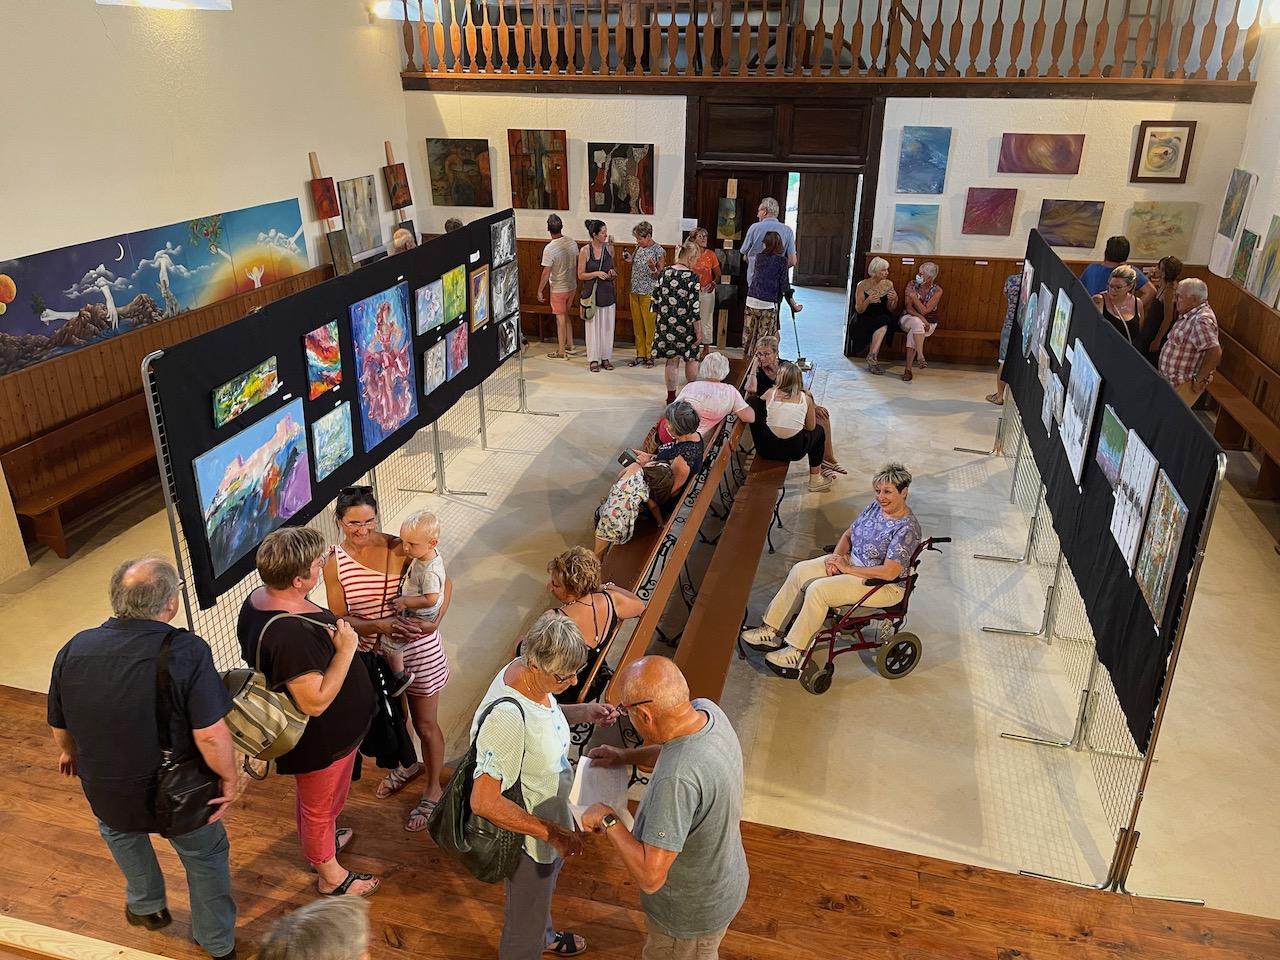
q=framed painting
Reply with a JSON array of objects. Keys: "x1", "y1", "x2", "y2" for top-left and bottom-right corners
[
  {"x1": 426, "y1": 138, "x2": 493, "y2": 207},
  {"x1": 588, "y1": 142, "x2": 654, "y2": 215},
  {"x1": 508, "y1": 129, "x2": 569, "y2": 210},
  {"x1": 717, "y1": 198, "x2": 742, "y2": 242},
  {"x1": 349, "y1": 282, "x2": 418, "y2": 452},
  {"x1": 892, "y1": 204, "x2": 939, "y2": 254},
  {"x1": 442, "y1": 264, "x2": 467, "y2": 322},
  {"x1": 1127, "y1": 201, "x2": 1198, "y2": 261},
  {"x1": 491, "y1": 216, "x2": 516, "y2": 268},
  {"x1": 311, "y1": 402, "x2": 354, "y2": 482},
  {"x1": 415, "y1": 278, "x2": 445, "y2": 334},
  {"x1": 997, "y1": 133, "x2": 1086, "y2": 174},
  {"x1": 310, "y1": 177, "x2": 340, "y2": 220},
  {"x1": 1232, "y1": 229, "x2": 1259, "y2": 287},
  {"x1": 896, "y1": 126, "x2": 952, "y2": 194},
  {"x1": 962, "y1": 187, "x2": 1018, "y2": 236},
  {"x1": 303, "y1": 321, "x2": 342, "y2": 401},
  {"x1": 212, "y1": 356, "x2": 279, "y2": 428},
  {"x1": 1037, "y1": 199, "x2": 1105, "y2": 249},
  {"x1": 1129, "y1": 121, "x2": 1197, "y2": 184},
  {"x1": 337, "y1": 175, "x2": 383, "y2": 260},
  {"x1": 382, "y1": 162, "x2": 413, "y2": 210},
  {"x1": 423, "y1": 341, "x2": 446, "y2": 395},
  {"x1": 1136, "y1": 470, "x2": 1188, "y2": 624},
  {"x1": 470, "y1": 264, "x2": 491, "y2": 332},
  {"x1": 446, "y1": 323, "x2": 469, "y2": 380}
]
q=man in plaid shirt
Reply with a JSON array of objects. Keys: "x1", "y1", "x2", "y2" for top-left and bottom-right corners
[{"x1": 1159, "y1": 278, "x2": 1222, "y2": 405}]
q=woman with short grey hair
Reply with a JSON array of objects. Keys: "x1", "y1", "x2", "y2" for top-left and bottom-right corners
[
  {"x1": 668, "y1": 351, "x2": 755, "y2": 440},
  {"x1": 852, "y1": 256, "x2": 899, "y2": 371},
  {"x1": 870, "y1": 261, "x2": 943, "y2": 381},
  {"x1": 470, "y1": 611, "x2": 615, "y2": 958},
  {"x1": 258, "y1": 898, "x2": 369, "y2": 960}
]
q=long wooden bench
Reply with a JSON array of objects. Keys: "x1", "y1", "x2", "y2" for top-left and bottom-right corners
[
  {"x1": 1208, "y1": 376, "x2": 1280, "y2": 498},
  {"x1": 1, "y1": 394, "x2": 155, "y2": 558}
]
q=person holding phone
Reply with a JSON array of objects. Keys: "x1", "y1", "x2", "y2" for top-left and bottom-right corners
[{"x1": 578, "y1": 219, "x2": 618, "y2": 373}]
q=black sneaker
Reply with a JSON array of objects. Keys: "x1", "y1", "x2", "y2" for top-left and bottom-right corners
[
  {"x1": 125, "y1": 907, "x2": 172, "y2": 931},
  {"x1": 388, "y1": 671, "x2": 415, "y2": 697},
  {"x1": 212, "y1": 950, "x2": 236, "y2": 960}
]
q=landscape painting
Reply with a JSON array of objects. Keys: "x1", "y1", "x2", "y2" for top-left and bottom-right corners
[
  {"x1": 896, "y1": 126, "x2": 952, "y2": 194},
  {"x1": 1096, "y1": 405, "x2": 1127, "y2": 490},
  {"x1": 427, "y1": 138, "x2": 494, "y2": 207},
  {"x1": 1037, "y1": 199, "x2": 1105, "y2": 249},
  {"x1": 303, "y1": 321, "x2": 342, "y2": 401},
  {"x1": 423, "y1": 341, "x2": 446, "y2": 395},
  {"x1": 446, "y1": 323, "x2": 469, "y2": 380},
  {"x1": 1232, "y1": 229, "x2": 1259, "y2": 286},
  {"x1": 338, "y1": 175, "x2": 383, "y2": 260},
  {"x1": 962, "y1": 188, "x2": 1018, "y2": 236},
  {"x1": 194, "y1": 397, "x2": 311, "y2": 578},
  {"x1": 311, "y1": 402, "x2": 354, "y2": 481},
  {"x1": 492, "y1": 262, "x2": 520, "y2": 321},
  {"x1": 508, "y1": 129, "x2": 569, "y2": 209},
  {"x1": 1127, "y1": 201, "x2": 1198, "y2": 261},
  {"x1": 997, "y1": 133, "x2": 1086, "y2": 174},
  {"x1": 212, "y1": 356, "x2": 280, "y2": 428},
  {"x1": 1136, "y1": 469, "x2": 1188, "y2": 624},
  {"x1": 470, "y1": 265, "x2": 491, "y2": 332},
  {"x1": 1251, "y1": 215, "x2": 1280, "y2": 306},
  {"x1": 415, "y1": 278, "x2": 445, "y2": 334},
  {"x1": 717, "y1": 198, "x2": 742, "y2": 242},
  {"x1": 491, "y1": 217, "x2": 516, "y2": 267},
  {"x1": 383, "y1": 162, "x2": 413, "y2": 210},
  {"x1": 1216, "y1": 168, "x2": 1254, "y2": 239},
  {"x1": 1060, "y1": 340, "x2": 1101, "y2": 485},
  {"x1": 588, "y1": 142, "x2": 654, "y2": 215},
  {"x1": 310, "y1": 178, "x2": 340, "y2": 220},
  {"x1": 349, "y1": 282, "x2": 418, "y2": 452},
  {"x1": 1129, "y1": 121, "x2": 1196, "y2": 184},
  {"x1": 892, "y1": 204, "x2": 939, "y2": 255},
  {"x1": 442, "y1": 264, "x2": 467, "y2": 322},
  {"x1": 220, "y1": 200, "x2": 308, "y2": 295}
]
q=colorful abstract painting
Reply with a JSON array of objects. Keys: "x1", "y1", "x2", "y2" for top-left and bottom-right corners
[
  {"x1": 491, "y1": 217, "x2": 516, "y2": 268},
  {"x1": 212, "y1": 356, "x2": 280, "y2": 428},
  {"x1": 383, "y1": 163, "x2": 412, "y2": 210},
  {"x1": 997, "y1": 133, "x2": 1086, "y2": 174},
  {"x1": 1136, "y1": 470, "x2": 1188, "y2": 624},
  {"x1": 1096, "y1": 405, "x2": 1127, "y2": 490},
  {"x1": 892, "y1": 204, "x2": 939, "y2": 254},
  {"x1": 717, "y1": 198, "x2": 742, "y2": 241},
  {"x1": 491, "y1": 262, "x2": 520, "y2": 321},
  {"x1": 311, "y1": 402, "x2": 354, "y2": 481},
  {"x1": 1232, "y1": 229, "x2": 1259, "y2": 286},
  {"x1": 1110, "y1": 429, "x2": 1159, "y2": 570},
  {"x1": 1049, "y1": 287, "x2": 1072, "y2": 363},
  {"x1": 338, "y1": 175, "x2": 383, "y2": 260},
  {"x1": 498, "y1": 316, "x2": 520, "y2": 360},
  {"x1": 415, "y1": 278, "x2": 445, "y2": 335},
  {"x1": 1037, "y1": 199, "x2": 1105, "y2": 249},
  {"x1": 442, "y1": 265, "x2": 467, "y2": 322},
  {"x1": 310, "y1": 178, "x2": 340, "y2": 220},
  {"x1": 962, "y1": 188, "x2": 1018, "y2": 236},
  {"x1": 508, "y1": 129, "x2": 569, "y2": 210},
  {"x1": 427, "y1": 138, "x2": 494, "y2": 207},
  {"x1": 303, "y1": 321, "x2": 342, "y2": 401},
  {"x1": 588, "y1": 143, "x2": 655, "y2": 215},
  {"x1": 194, "y1": 397, "x2": 311, "y2": 578},
  {"x1": 1130, "y1": 121, "x2": 1196, "y2": 184},
  {"x1": 1216, "y1": 168, "x2": 1254, "y2": 239},
  {"x1": 349, "y1": 282, "x2": 418, "y2": 453},
  {"x1": 470, "y1": 265, "x2": 491, "y2": 332},
  {"x1": 1251, "y1": 215, "x2": 1280, "y2": 307},
  {"x1": 446, "y1": 323, "x2": 469, "y2": 380},
  {"x1": 423, "y1": 341, "x2": 446, "y2": 395},
  {"x1": 1127, "y1": 201, "x2": 1198, "y2": 261},
  {"x1": 1060, "y1": 340, "x2": 1101, "y2": 485},
  {"x1": 897, "y1": 126, "x2": 952, "y2": 194}
]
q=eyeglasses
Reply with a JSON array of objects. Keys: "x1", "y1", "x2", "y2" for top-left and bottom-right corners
[
  {"x1": 615, "y1": 699, "x2": 654, "y2": 717},
  {"x1": 550, "y1": 663, "x2": 586, "y2": 685},
  {"x1": 342, "y1": 518, "x2": 378, "y2": 529}
]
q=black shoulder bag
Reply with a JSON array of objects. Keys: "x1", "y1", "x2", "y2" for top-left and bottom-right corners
[
  {"x1": 428, "y1": 697, "x2": 527, "y2": 883},
  {"x1": 154, "y1": 629, "x2": 223, "y2": 838}
]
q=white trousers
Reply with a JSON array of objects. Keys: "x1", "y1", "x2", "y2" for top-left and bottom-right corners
[
  {"x1": 586, "y1": 304, "x2": 616, "y2": 363},
  {"x1": 763, "y1": 556, "x2": 906, "y2": 651},
  {"x1": 698, "y1": 290, "x2": 716, "y2": 344}
]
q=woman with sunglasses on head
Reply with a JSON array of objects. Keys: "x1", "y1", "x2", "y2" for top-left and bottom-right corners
[{"x1": 470, "y1": 612, "x2": 617, "y2": 959}]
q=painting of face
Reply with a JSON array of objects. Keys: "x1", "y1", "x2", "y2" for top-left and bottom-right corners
[
  {"x1": 717, "y1": 198, "x2": 742, "y2": 242},
  {"x1": 349, "y1": 282, "x2": 418, "y2": 452}
]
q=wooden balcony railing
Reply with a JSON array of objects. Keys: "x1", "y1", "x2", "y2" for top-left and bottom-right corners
[{"x1": 397, "y1": 0, "x2": 1264, "y2": 87}]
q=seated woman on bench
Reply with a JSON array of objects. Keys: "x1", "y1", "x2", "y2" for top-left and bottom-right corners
[
  {"x1": 745, "y1": 335, "x2": 845, "y2": 477},
  {"x1": 747, "y1": 360, "x2": 833, "y2": 493},
  {"x1": 741, "y1": 462, "x2": 922, "y2": 678}
]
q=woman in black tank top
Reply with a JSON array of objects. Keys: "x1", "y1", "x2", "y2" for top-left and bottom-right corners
[{"x1": 1092, "y1": 265, "x2": 1144, "y2": 346}]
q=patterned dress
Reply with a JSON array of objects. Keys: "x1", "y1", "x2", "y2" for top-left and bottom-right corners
[{"x1": 650, "y1": 265, "x2": 701, "y2": 360}]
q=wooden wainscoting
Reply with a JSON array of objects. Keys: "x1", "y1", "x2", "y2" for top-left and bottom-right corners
[{"x1": 1193, "y1": 270, "x2": 1280, "y2": 425}]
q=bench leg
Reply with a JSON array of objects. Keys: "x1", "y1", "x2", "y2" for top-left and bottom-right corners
[
  {"x1": 1258, "y1": 456, "x2": 1280, "y2": 500},
  {"x1": 31, "y1": 507, "x2": 69, "y2": 559},
  {"x1": 1213, "y1": 409, "x2": 1247, "y2": 451}
]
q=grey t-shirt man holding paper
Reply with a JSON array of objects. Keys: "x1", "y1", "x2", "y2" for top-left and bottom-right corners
[{"x1": 580, "y1": 657, "x2": 748, "y2": 958}]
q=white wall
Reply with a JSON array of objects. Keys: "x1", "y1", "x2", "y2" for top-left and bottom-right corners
[
  {"x1": 1236, "y1": 30, "x2": 1280, "y2": 244},
  {"x1": 402, "y1": 92, "x2": 687, "y2": 243},
  {"x1": 0, "y1": 2, "x2": 417, "y2": 265},
  {"x1": 872, "y1": 97, "x2": 1251, "y2": 263}
]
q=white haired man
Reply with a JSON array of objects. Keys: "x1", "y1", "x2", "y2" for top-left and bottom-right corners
[
  {"x1": 739, "y1": 197, "x2": 797, "y2": 283},
  {"x1": 1159, "y1": 277, "x2": 1221, "y2": 406}
]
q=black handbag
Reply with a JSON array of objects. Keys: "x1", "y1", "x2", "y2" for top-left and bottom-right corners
[
  {"x1": 428, "y1": 697, "x2": 527, "y2": 884},
  {"x1": 153, "y1": 629, "x2": 223, "y2": 839}
]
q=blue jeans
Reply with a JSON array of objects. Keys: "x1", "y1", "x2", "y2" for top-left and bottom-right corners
[{"x1": 97, "y1": 819, "x2": 236, "y2": 957}]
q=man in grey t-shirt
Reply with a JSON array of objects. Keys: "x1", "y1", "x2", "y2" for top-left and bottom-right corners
[
  {"x1": 740, "y1": 197, "x2": 796, "y2": 283},
  {"x1": 582, "y1": 657, "x2": 748, "y2": 958}
]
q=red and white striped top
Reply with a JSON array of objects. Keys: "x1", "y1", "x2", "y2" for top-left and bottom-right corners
[{"x1": 334, "y1": 544, "x2": 399, "y2": 620}]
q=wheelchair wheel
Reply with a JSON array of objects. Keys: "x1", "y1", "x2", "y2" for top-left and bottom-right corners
[
  {"x1": 875, "y1": 632, "x2": 922, "y2": 679},
  {"x1": 799, "y1": 659, "x2": 835, "y2": 695}
]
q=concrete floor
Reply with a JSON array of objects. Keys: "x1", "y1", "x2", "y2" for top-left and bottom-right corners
[{"x1": 3, "y1": 286, "x2": 1278, "y2": 918}]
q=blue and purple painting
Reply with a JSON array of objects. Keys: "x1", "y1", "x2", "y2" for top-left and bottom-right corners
[
  {"x1": 350, "y1": 282, "x2": 418, "y2": 453},
  {"x1": 193, "y1": 397, "x2": 312, "y2": 578},
  {"x1": 896, "y1": 126, "x2": 952, "y2": 194}
]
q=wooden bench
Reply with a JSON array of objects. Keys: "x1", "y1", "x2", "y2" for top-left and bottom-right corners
[
  {"x1": 0, "y1": 394, "x2": 156, "y2": 557},
  {"x1": 1208, "y1": 376, "x2": 1280, "y2": 498}
]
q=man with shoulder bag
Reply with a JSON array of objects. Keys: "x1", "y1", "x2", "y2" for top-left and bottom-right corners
[{"x1": 48, "y1": 557, "x2": 238, "y2": 960}]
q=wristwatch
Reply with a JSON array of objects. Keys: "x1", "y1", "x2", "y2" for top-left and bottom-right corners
[{"x1": 600, "y1": 812, "x2": 620, "y2": 831}]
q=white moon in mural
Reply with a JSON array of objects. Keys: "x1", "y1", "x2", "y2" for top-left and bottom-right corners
[{"x1": 115, "y1": 242, "x2": 125, "y2": 262}]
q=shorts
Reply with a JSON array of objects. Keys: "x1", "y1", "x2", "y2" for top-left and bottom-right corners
[
  {"x1": 550, "y1": 290, "x2": 573, "y2": 314},
  {"x1": 402, "y1": 630, "x2": 450, "y2": 697}
]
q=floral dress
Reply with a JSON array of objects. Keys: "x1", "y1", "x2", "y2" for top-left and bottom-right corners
[{"x1": 651, "y1": 265, "x2": 701, "y2": 360}]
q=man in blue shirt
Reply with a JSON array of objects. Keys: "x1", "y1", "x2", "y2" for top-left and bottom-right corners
[
  {"x1": 1080, "y1": 236, "x2": 1154, "y2": 312},
  {"x1": 740, "y1": 197, "x2": 797, "y2": 282},
  {"x1": 48, "y1": 557, "x2": 238, "y2": 960}
]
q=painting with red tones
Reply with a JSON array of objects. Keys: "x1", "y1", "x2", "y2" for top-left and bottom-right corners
[
  {"x1": 997, "y1": 133, "x2": 1086, "y2": 175},
  {"x1": 383, "y1": 163, "x2": 413, "y2": 210},
  {"x1": 349, "y1": 282, "x2": 418, "y2": 452},
  {"x1": 310, "y1": 178, "x2": 340, "y2": 220},
  {"x1": 446, "y1": 323, "x2": 469, "y2": 380},
  {"x1": 961, "y1": 188, "x2": 1018, "y2": 236},
  {"x1": 588, "y1": 142, "x2": 654, "y2": 215},
  {"x1": 303, "y1": 320, "x2": 342, "y2": 400}
]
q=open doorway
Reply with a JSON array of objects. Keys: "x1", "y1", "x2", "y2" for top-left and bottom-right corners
[{"x1": 791, "y1": 171, "x2": 861, "y2": 289}]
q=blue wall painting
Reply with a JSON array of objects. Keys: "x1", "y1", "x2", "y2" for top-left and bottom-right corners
[
  {"x1": 896, "y1": 126, "x2": 952, "y2": 194},
  {"x1": 892, "y1": 204, "x2": 940, "y2": 254}
]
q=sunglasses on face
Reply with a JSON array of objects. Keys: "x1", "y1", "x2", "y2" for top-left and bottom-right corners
[{"x1": 615, "y1": 699, "x2": 654, "y2": 718}]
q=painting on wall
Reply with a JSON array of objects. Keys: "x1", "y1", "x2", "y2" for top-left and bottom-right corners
[
  {"x1": 442, "y1": 264, "x2": 467, "y2": 322},
  {"x1": 423, "y1": 341, "x2": 446, "y2": 395},
  {"x1": 338, "y1": 175, "x2": 383, "y2": 260},
  {"x1": 415, "y1": 278, "x2": 445, "y2": 334},
  {"x1": 997, "y1": 133, "x2": 1086, "y2": 174},
  {"x1": 310, "y1": 178, "x2": 340, "y2": 220},
  {"x1": 1096, "y1": 405, "x2": 1127, "y2": 490},
  {"x1": 508, "y1": 129, "x2": 569, "y2": 210},
  {"x1": 1216, "y1": 168, "x2": 1255, "y2": 239},
  {"x1": 962, "y1": 188, "x2": 1017, "y2": 236},
  {"x1": 1049, "y1": 288, "x2": 1072, "y2": 363},
  {"x1": 382, "y1": 162, "x2": 413, "y2": 211},
  {"x1": 1060, "y1": 340, "x2": 1101, "y2": 485},
  {"x1": 498, "y1": 316, "x2": 519, "y2": 360},
  {"x1": 492, "y1": 262, "x2": 520, "y2": 321},
  {"x1": 427, "y1": 138, "x2": 494, "y2": 207},
  {"x1": 303, "y1": 321, "x2": 342, "y2": 401},
  {"x1": 491, "y1": 217, "x2": 517, "y2": 268},
  {"x1": 1037, "y1": 199, "x2": 1105, "y2": 249},
  {"x1": 896, "y1": 126, "x2": 953, "y2": 194},
  {"x1": 1127, "y1": 201, "x2": 1198, "y2": 261},
  {"x1": 1129, "y1": 121, "x2": 1197, "y2": 184},
  {"x1": 1136, "y1": 470, "x2": 1188, "y2": 624},
  {"x1": 446, "y1": 323, "x2": 469, "y2": 380},
  {"x1": 717, "y1": 199, "x2": 742, "y2": 242},
  {"x1": 1110, "y1": 429, "x2": 1159, "y2": 571},
  {"x1": 349, "y1": 282, "x2": 418, "y2": 452},
  {"x1": 1251, "y1": 215, "x2": 1280, "y2": 307},
  {"x1": 588, "y1": 142, "x2": 655, "y2": 215},
  {"x1": 1232, "y1": 229, "x2": 1259, "y2": 287},
  {"x1": 194, "y1": 397, "x2": 311, "y2": 578},
  {"x1": 212, "y1": 356, "x2": 280, "y2": 428},
  {"x1": 469, "y1": 265, "x2": 491, "y2": 332},
  {"x1": 892, "y1": 204, "x2": 939, "y2": 254},
  {"x1": 327, "y1": 229, "x2": 355, "y2": 277},
  {"x1": 311, "y1": 402, "x2": 354, "y2": 482},
  {"x1": 220, "y1": 200, "x2": 308, "y2": 295}
]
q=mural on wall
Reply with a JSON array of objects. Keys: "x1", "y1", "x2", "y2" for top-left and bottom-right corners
[
  {"x1": 383, "y1": 162, "x2": 413, "y2": 211},
  {"x1": 0, "y1": 199, "x2": 307, "y2": 375},
  {"x1": 349, "y1": 282, "x2": 418, "y2": 452},
  {"x1": 427, "y1": 138, "x2": 494, "y2": 207},
  {"x1": 508, "y1": 129, "x2": 569, "y2": 210},
  {"x1": 997, "y1": 133, "x2": 1086, "y2": 175},
  {"x1": 896, "y1": 126, "x2": 952, "y2": 194},
  {"x1": 1129, "y1": 121, "x2": 1197, "y2": 184},
  {"x1": 1036, "y1": 199, "x2": 1105, "y2": 248},
  {"x1": 961, "y1": 188, "x2": 1017, "y2": 236},
  {"x1": 891, "y1": 204, "x2": 939, "y2": 255},
  {"x1": 338, "y1": 175, "x2": 384, "y2": 260},
  {"x1": 1127, "y1": 201, "x2": 1198, "y2": 261},
  {"x1": 588, "y1": 142, "x2": 655, "y2": 215}
]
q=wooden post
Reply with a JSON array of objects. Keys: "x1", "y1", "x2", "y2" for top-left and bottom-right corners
[
  {"x1": 717, "y1": 178, "x2": 738, "y2": 351},
  {"x1": 385, "y1": 141, "x2": 397, "y2": 166}
]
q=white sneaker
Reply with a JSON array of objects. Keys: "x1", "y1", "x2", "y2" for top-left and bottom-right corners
[
  {"x1": 808, "y1": 474, "x2": 833, "y2": 492},
  {"x1": 740, "y1": 624, "x2": 783, "y2": 651},
  {"x1": 765, "y1": 645, "x2": 804, "y2": 677}
]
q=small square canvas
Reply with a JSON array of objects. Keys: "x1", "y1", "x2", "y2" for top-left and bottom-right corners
[
  {"x1": 1049, "y1": 288, "x2": 1072, "y2": 363},
  {"x1": 212, "y1": 356, "x2": 280, "y2": 428},
  {"x1": 492, "y1": 262, "x2": 520, "y2": 321},
  {"x1": 327, "y1": 229, "x2": 355, "y2": 276},
  {"x1": 892, "y1": 204, "x2": 939, "y2": 254},
  {"x1": 415, "y1": 278, "x2": 445, "y2": 335},
  {"x1": 311, "y1": 402, "x2": 354, "y2": 481},
  {"x1": 717, "y1": 198, "x2": 742, "y2": 241},
  {"x1": 1232, "y1": 229, "x2": 1259, "y2": 286},
  {"x1": 962, "y1": 188, "x2": 1018, "y2": 236},
  {"x1": 446, "y1": 323, "x2": 469, "y2": 380},
  {"x1": 498, "y1": 316, "x2": 519, "y2": 360},
  {"x1": 1127, "y1": 201, "x2": 1198, "y2": 261},
  {"x1": 1096, "y1": 405, "x2": 1127, "y2": 490},
  {"x1": 310, "y1": 178, "x2": 340, "y2": 220},
  {"x1": 1129, "y1": 121, "x2": 1197, "y2": 184},
  {"x1": 491, "y1": 217, "x2": 517, "y2": 267},
  {"x1": 897, "y1": 126, "x2": 952, "y2": 194},
  {"x1": 1037, "y1": 199, "x2": 1105, "y2": 249},
  {"x1": 304, "y1": 321, "x2": 342, "y2": 401},
  {"x1": 423, "y1": 341, "x2": 446, "y2": 395},
  {"x1": 1136, "y1": 470, "x2": 1188, "y2": 624},
  {"x1": 349, "y1": 282, "x2": 418, "y2": 452},
  {"x1": 338, "y1": 175, "x2": 383, "y2": 260},
  {"x1": 427, "y1": 138, "x2": 494, "y2": 207},
  {"x1": 998, "y1": 133, "x2": 1086, "y2": 174},
  {"x1": 382, "y1": 162, "x2": 413, "y2": 210},
  {"x1": 442, "y1": 265, "x2": 467, "y2": 322},
  {"x1": 1251, "y1": 215, "x2": 1280, "y2": 306},
  {"x1": 508, "y1": 129, "x2": 569, "y2": 210},
  {"x1": 470, "y1": 264, "x2": 491, "y2": 331}
]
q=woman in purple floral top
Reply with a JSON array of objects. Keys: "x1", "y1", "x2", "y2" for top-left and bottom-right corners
[{"x1": 741, "y1": 463, "x2": 922, "y2": 677}]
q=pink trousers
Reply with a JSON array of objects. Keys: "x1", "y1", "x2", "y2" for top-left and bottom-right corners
[{"x1": 294, "y1": 749, "x2": 357, "y2": 865}]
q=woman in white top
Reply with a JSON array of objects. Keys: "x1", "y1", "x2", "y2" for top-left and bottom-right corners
[
  {"x1": 746, "y1": 361, "x2": 833, "y2": 492},
  {"x1": 469, "y1": 612, "x2": 615, "y2": 959}
]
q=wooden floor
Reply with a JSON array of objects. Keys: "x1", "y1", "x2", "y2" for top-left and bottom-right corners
[{"x1": 4, "y1": 685, "x2": 1278, "y2": 960}]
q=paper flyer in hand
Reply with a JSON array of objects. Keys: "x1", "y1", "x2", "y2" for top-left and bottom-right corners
[{"x1": 568, "y1": 757, "x2": 634, "y2": 830}]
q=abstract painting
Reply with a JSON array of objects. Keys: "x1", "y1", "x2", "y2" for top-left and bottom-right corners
[
  {"x1": 492, "y1": 262, "x2": 520, "y2": 321},
  {"x1": 1136, "y1": 470, "x2": 1188, "y2": 624},
  {"x1": 1096, "y1": 405, "x2": 1127, "y2": 489},
  {"x1": 442, "y1": 265, "x2": 467, "y2": 322},
  {"x1": 1110, "y1": 429, "x2": 1159, "y2": 570},
  {"x1": 1049, "y1": 287, "x2": 1072, "y2": 363},
  {"x1": 1022, "y1": 289, "x2": 1039, "y2": 358},
  {"x1": 508, "y1": 129, "x2": 569, "y2": 210},
  {"x1": 897, "y1": 126, "x2": 952, "y2": 194},
  {"x1": 1129, "y1": 121, "x2": 1197, "y2": 184},
  {"x1": 311, "y1": 402, "x2": 354, "y2": 482},
  {"x1": 415, "y1": 278, "x2": 445, "y2": 335},
  {"x1": 997, "y1": 133, "x2": 1086, "y2": 174},
  {"x1": 423, "y1": 341, "x2": 446, "y2": 395},
  {"x1": 446, "y1": 323, "x2": 469, "y2": 380},
  {"x1": 717, "y1": 198, "x2": 742, "y2": 242},
  {"x1": 1216, "y1": 168, "x2": 1254, "y2": 239},
  {"x1": 212, "y1": 356, "x2": 280, "y2": 428},
  {"x1": 892, "y1": 204, "x2": 939, "y2": 255},
  {"x1": 588, "y1": 142, "x2": 655, "y2": 215},
  {"x1": 383, "y1": 163, "x2": 413, "y2": 211},
  {"x1": 1037, "y1": 344, "x2": 1050, "y2": 387},
  {"x1": 426, "y1": 138, "x2": 494, "y2": 207},
  {"x1": 962, "y1": 188, "x2": 1018, "y2": 236},
  {"x1": 469, "y1": 265, "x2": 491, "y2": 332},
  {"x1": 327, "y1": 229, "x2": 355, "y2": 277},
  {"x1": 310, "y1": 178, "x2": 340, "y2": 220},
  {"x1": 194, "y1": 397, "x2": 311, "y2": 578},
  {"x1": 1052, "y1": 374, "x2": 1065, "y2": 425},
  {"x1": 349, "y1": 282, "x2": 418, "y2": 453},
  {"x1": 491, "y1": 217, "x2": 516, "y2": 268},
  {"x1": 1037, "y1": 199, "x2": 1105, "y2": 249},
  {"x1": 1127, "y1": 201, "x2": 1198, "y2": 261},
  {"x1": 338, "y1": 175, "x2": 383, "y2": 260},
  {"x1": 1232, "y1": 229, "x2": 1259, "y2": 287},
  {"x1": 498, "y1": 316, "x2": 519, "y2": 360},
  {"x1": 1251, "y1": 215, "x2": 1280, "y2": 307},
  {"x1": 303, "y1": 321, "x2": 342, "y2": 401},
  {"x1": 1041, "y1": 374, "x2": 1059, "y2": 437},
  {"x1": 1060, "y1": 340, "x2": 1101, "y2": 485}
]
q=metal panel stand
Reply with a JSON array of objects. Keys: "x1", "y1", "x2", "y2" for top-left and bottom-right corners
[
  {"x1": 431, "y1": 421, "x2": 485, "y2": 497},
  {"x1": 506, "y1": 347, "x2": 559, "y2": 417},
  {"x1": 954, "y1": 416, "x2": 1004, "y2": 455},
  {"x1": 982, "y1": 550, "x2": 1062, "y2": 637},
  {"x1": 976, "y1": 484, "x2": 1043, "y2": 563}
]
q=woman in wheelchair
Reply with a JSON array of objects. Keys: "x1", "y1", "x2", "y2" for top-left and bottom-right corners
[{"x1": 741, "y1": 462, "x2": 922, "y2": 678}]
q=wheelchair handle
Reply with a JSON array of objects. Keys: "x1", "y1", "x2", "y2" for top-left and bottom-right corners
[{"x1": 926, "y1": 537, "x2": 951, "y2": 551}]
